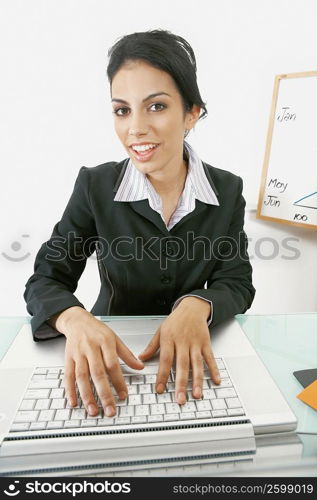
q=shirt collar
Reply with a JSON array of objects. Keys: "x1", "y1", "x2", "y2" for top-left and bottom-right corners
[{"x1": 114, "y1": 141, "x2": 219, "y2": 206}]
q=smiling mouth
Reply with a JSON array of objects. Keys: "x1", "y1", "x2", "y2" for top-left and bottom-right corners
[{"x1": 129, "y1": 143, "x2": 160, "y2": 161}]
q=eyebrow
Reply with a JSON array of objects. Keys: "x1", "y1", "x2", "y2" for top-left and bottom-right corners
[{"x1": 111, "y1": 92, "x2": 171, "y2": 104}]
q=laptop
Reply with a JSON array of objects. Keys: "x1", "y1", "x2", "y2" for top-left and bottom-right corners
[{"x1": 0, "y1": 317, "x2": 297, "y2": 475}]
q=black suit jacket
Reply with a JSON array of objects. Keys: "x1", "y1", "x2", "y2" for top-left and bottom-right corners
[{"x1": 24, "y1": 158, "x2": 256, "y2": 340}]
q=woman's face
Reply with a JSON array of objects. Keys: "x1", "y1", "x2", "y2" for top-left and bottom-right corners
[{"x1": 111, "y1": 59, "x2": 200, "y2": 177}]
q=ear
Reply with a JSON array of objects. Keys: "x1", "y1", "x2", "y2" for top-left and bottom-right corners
[{"x1": 185, "y1": 105, "x2": 201, "y2": 131}]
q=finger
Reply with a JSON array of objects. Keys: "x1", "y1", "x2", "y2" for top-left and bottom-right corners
[
  {"x1": 202, "y1": 344, "x2": 221, "y2": 384},
  {"x1": 116, "y1": 336, "x2": 145, "y2": 370},
  {"x1": 101, "y1": 344, "x2": 128, "y2": 401},
  {"x1": 190, "y1": 348, "x2": 204, "y2": 399},
  {"x1": 64, "y1": 358, "x2": 77, "y2": 407},
  {"x1": 75, "y1": 356, "x2": 99, "y2": 416},
  {"x1": 138, "y1": 328, "x2": 160, "y2": 361},
  {"x1": 88, "y1": 349, "x2": 117, "y2": 417},
  {"x1": 156, "y1": 341, "x2": 174, "y2": 393},
  {"x1": 175, "y1": 348, "x2": 190, "y2": 405}
]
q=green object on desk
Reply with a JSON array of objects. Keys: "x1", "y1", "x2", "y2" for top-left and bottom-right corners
[
  {"x1": 236, "y1": 313, "x2": 317, "y2": 435},
  {"x1": 1, "y1": 313, "x2": 316, "y2": 434}
]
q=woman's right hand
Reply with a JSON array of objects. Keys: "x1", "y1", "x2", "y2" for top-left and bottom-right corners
[{"x1": 53, "y1": 307, "x2": 144, "y2": 417}]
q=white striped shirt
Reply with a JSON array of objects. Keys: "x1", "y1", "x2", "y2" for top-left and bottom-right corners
[
  {"x1": 114, "y1": 141, "x2": 219, "y2": 229},
  {"x1": 114, "y1": 141, "x2": 219, "y2": 324}
]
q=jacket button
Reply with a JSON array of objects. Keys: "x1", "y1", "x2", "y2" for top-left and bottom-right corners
[
  {"x1": 161, "y1": 275, "x2": 171, "y2": 284},
  {"x1": 166, "y1": 245, "x2": 175, "y2": 256}
]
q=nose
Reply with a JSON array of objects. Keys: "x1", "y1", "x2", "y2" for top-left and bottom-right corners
[{"x1": 128, "y1": 111, "x2": 148, "y2": 137}]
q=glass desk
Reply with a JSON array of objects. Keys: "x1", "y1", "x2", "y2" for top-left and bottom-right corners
[{"x1": 0, "y1": 314, "x2": 316, "y2": 477}]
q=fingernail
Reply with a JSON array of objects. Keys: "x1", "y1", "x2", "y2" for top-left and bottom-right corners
[
  {"x1": 157, "y1": 383, "x2": 165, "y2": 393},
  {"x1": 216, "y1": 374, "x2": 221, "y2": 384},
  {"x1": 194, "y1": 386, "x2": 202, "y2": 399},
  {"x1": 88, "y1": 404, "x2": 96, "y2": 415},
  {"x1": 118, "y1": 391, "x2": 127, "y2": 400},
  {"x1": 106, "y1": 405, "x2": 115, "y2": 417},
  {"x1": 177, "y1": 392, "x2": 186, "y2": 404}
]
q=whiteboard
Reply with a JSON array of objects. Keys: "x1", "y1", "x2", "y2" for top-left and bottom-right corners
[{"x1": 257, "y1": 71, "x2": 317, "y2": 229}]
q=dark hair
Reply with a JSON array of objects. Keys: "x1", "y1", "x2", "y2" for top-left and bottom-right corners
[{"x1": 107, "y1": 29, "x2": 207, "y2": 120}]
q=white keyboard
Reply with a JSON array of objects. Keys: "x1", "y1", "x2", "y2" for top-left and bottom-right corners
[{"x1": 10, "y1": 358, "x2": 246, "y2": 433}]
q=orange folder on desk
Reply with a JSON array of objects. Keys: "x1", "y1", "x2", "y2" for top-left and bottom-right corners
[{"x1": 297, "y1": 380, "x2": 317, "y2": 410}]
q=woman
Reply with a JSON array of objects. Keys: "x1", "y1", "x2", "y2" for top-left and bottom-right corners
[{"x1": 24, "y1": 29, "x2": 255, "y2": 419}]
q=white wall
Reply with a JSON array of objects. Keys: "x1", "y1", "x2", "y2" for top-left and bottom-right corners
[{"x1": 1, "y1": 0, "x2": 316, "y2": 316}]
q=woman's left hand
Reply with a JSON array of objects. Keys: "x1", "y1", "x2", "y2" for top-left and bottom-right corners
[{"x1": 138, "y1": 296, "x2": 221, "y2": 404}]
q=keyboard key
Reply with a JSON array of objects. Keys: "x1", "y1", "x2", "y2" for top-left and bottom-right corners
[
  {"x1": 98, "y1": 418, "x2": 114, "y2": 426},
  {"x1": 202, "y1": 389, "x2": 216, "y2": 399},
  {"x1": 120, "y1": 406, "x2": 134, "y2": 417},
  {"x1": 34, "y1": 368, "x2": 48, "y2": 375},
  {"x1": 150, "y1": 404, "x2": 165, "y2": 415},
  {"x1": 32, "y1": 374, "x2": 47, "y2": 381},
  {"x1": 127, "y1": 385, "x2": 137, "y2": 395},
  {"x1": 50, "y1": 388, "x2": 65, "y2": 399},
  {"x1": 208, "y1": 380, "x2": 221, "y2": 389},
  {"x1": 11, "y1": 423, "x2": 30, "y2": 432},
  {"x1": 148, "y1": 415, "x2": 163, "y2": 423},
  {"x1": 14, "y1": 411, "x2": 39, "y2": 423},
  {"x1": 46, "y1": 373, "x2": 60, "y2": 379},
  {"x1": 135, "y1": 405, "x2": 149, "y2": 416},
  {"x1": 180, "y1": 412, "x2": 196, "y2": 420},
  {"x1": 47, "y1": 368, "x2": 61, "y2": 374},
  {"x1": 219, "y1": 370, "x2": 228, "y2": 378},
  {"x1": 38, "y1": 410, "x2": 55, "y2": 421},
  {"x1": 29, "y1": 422, "x2": 47, "y2": 430},
  {"x1": 145, "y1": 375, "x2": 156, "y2": 384},
  {"x1": 215, "y1": 388, "x2": 236, "y2": 399},
  {"x1": 196, "y1": 411, "x2": 211, "y2": 419},
  {"x1": 115, "y1": 417, "x2": 131, "y2": 425},
  {"x1": 47, "y1": 421, "x2": 64, "y2": 429},
  {"x1": 181, "y1": 402, "x2": 196, "y2": 413},
  {"x1": 212, "y1": 410, "x2": 227, "y2": 418},
  {"x1": 19, "y1": 399, "x2": 35, "y2": 411},
  {"x1": 81, "y1": 419, "x2": 97, "y2": 427},
  {"x1": 211, "y1": 398, "x2": 227, "y2": 410},
  {"x1": 64, "y1": 420, "x2": 80, "y2": 428},
  {"x1": 226, "y1": 397, "x2": 241, "y2": 409},
  {"x1": 50, "y1": 399, "x2": 66, "y2": 410},
  {"x1": 164, "y1": 413, "x2": 179, "y2": 421},
  {"x1": 196, "y1": 400, "x2": 211, "y2": 411},
  {"x1": 227, "y1": 408, "x2": 245, "y2": 416},
  {"x1": 131, "y1": 416, "x2": 147, "y2": 424},
  {"x1": 219, "y1": 378, "x2": 233, "y2": 388},
  {"x1": 71, "y1": 409, "x2": 86, "y2": 420},
  {"x1": 165, "y1": 403, "x2": 181, "y2": 414},
  {"x1": 29, "y1": 380, "x2": 60, "y2": 389},
  {"x1": 156, "y1": 393, "x2": 172, "y2": 404},
  {"x1": 114, "y1": 396, "x2": 128, "y2": 406},
  {"x1": 35, "y1": 399, "x2": 51, "y2": 410},
  {"x1": 131, "y1": 375, "x2": 144, "y2": 384},
  {"x1": 167, "y1": 383, "x2": 175, "y2": 392},
  {"x1": 128, "y1": 395, "x2": 142, "y2": 405},
  {"x1": 24, "y1": 389, "x2": 50, "y2": 399},
  {"x1": 55, "y1": 409, "x2": 70, "y2": 421},
  {"x1": 138, "y1": 384, "x2": 152, "y2": 394},
  {"x1": 142, "y1": 393, "x2": 157, "y2": 405}
]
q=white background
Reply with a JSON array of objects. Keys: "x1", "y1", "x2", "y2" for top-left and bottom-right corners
[{"x1": 1, "y1": 0, "x2": 316, "y2": 317}]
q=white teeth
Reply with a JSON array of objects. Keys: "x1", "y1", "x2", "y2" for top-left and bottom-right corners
[{"x1": 132, "y1": 144, "x2": 157, "y2": 152}]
